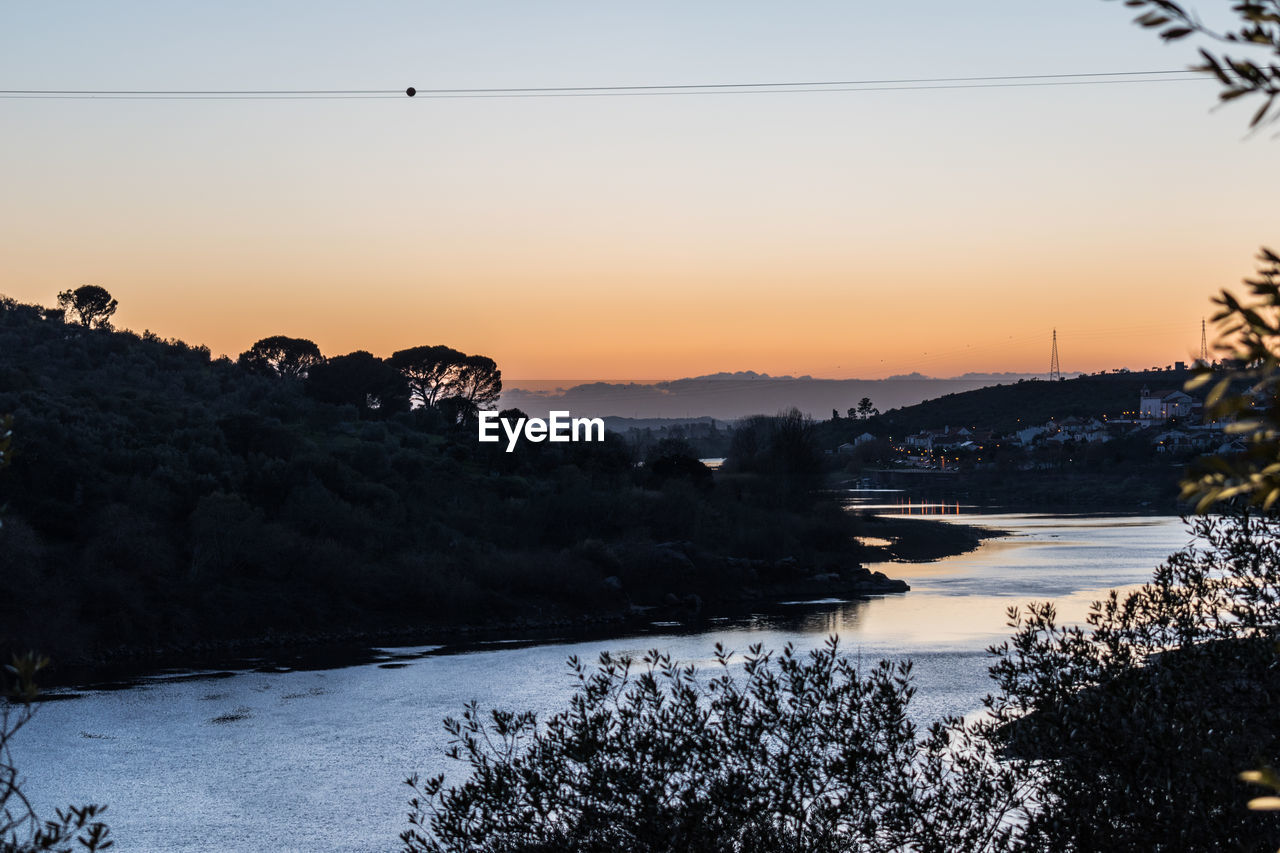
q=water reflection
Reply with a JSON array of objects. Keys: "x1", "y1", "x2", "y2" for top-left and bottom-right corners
[{"x1": 858, "y1": 500, "x2": 968, "y2": 514}]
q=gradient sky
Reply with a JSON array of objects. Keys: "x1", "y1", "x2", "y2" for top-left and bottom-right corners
[{"x1": 3, "y1": 2, "x2": 1276, "y2": 379}]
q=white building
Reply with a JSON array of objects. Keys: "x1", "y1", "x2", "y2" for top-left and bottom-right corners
[{"x1": 1138, "y1": 386, "x2": 1195, "y2": 422}]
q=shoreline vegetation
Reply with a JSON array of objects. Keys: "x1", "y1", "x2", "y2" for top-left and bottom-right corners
[
  {"x1": 851, "y1": 514, "x2": 1004, "y2": 562},
  {"x1": 37, "y1": 514, "x2": 999, "y2": 689}
]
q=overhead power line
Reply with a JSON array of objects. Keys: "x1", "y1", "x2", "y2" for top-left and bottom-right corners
[{"x1": 0, "y1": 69, "x2": 1208, "y2": 100}]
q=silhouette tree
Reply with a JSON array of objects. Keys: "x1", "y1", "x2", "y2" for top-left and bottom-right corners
[
  {"x1": 389, "y1": 345, "x2": 466, "y2": 408},
  {"x1": 435, "y1": 395, "x2": 478, "y2": 427},
  {"x1": 644, "y1": 438, "x2": 712, "y2": 490},
  {"x1": 238, "y1": 335, "x2": 323, "y2": 379},
  {"x1": 55, "y1": 285, "x2": 117, "y2": 329},
  {"x1": 725, "y1": 409, "x2": 823, "y2": 503},
  {"x1": 450, "y1": 354, "x2": 502, "y2": 408},
  {"x1": 307, "y1": 350, "x2": 409, "y2": 413},
  {"x1": 856, "y1": 397, "x2": 877, "y2": 419}
]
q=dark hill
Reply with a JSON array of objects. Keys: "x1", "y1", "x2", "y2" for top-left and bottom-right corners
[{"x1": 875, "y1": 371, "x2": 1196, "y2": 437}]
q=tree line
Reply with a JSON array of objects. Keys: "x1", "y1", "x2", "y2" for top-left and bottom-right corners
[
  {"x1": 238, "y1": 336, "x2": 501, "y2": 423},
  {"x1": 50, "y1": 284, "x2": 505, "y2": 424}
]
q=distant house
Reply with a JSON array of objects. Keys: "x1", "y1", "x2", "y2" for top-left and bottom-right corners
[
  {"x1": 1082, "y1": 419, "x2": 1112, "y2": 443},
  {"x1": 903, "y1": 432, "x2": 930, "y2": 449},
  {"x1": 1152, "y1": 430, "x2": 1190, "y2": 452},
  {"x1": 1048, "y1": 416, "x2": 1109, "y2": 444},
  {"x1": 1012, "y1": 425, "x2": 1048, "y2": 447},
  {"x1": 901, "y1": 427, "x2": 957, "y2": 450},
  {"x1": 932, "y1": 428, "x2": 970, "y2": 450},
  {"x1": 1138, "y1": 386, "x2": 1194, "y2": 422},
  {"x1": 836, "y1": 434, "x2": 875, "y2": 455},
  {"x1": 904, "y1": 429, "x2": 943, "y2": 450},
  {"x1": 1150, "y1": 428, "x2": 1222, "y2": 453},
  {"x1": 966, "y1": 429, "x2": 995, "y2": 446}
]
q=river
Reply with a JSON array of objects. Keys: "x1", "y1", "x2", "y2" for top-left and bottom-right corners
[{"x1": 16, "y1": 510, "x2": 1192, "y2": 852}]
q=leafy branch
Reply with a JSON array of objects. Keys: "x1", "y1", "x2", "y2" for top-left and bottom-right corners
[
  {"x1": 1183, "y1": 248, "x2": 1280, "y2": 510},
  {"x1": 1111, "y1": 0, "x2": 1280, "y2": 126},
  {"x1": 1, "y1": 654, "x2": 112, "y2": 852}
]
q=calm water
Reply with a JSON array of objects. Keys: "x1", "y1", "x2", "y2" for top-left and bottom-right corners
[{"x1": 19, "y1": 512, "x2": 1191, "y2": 852}]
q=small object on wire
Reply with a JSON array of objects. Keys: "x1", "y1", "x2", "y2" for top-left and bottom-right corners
[{"x1": 0, "y1": 70, "x2": 1208, "y2": 100}]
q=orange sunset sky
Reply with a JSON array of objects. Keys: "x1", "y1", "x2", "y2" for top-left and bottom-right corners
[{"x1": 3, "y1": 2, "x2": 1276, "y2": 380}]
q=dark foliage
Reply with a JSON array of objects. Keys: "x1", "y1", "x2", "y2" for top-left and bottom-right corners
[
  {"x1": 388, "y1": 346, "x2": 502, "y2": 411},
  {"x1": 0, "y1": 300, "x2": 872, "y2": 664},
  {"x1": 452, "y1": 355, "x2": 502, "y2": 409},
  {"x1": 54, "y1": 286, "x2": 116, "y2": 331},
  {"x1": 237, "y1": 335, "x2": 323, "y2": 380},
  {"x1": 989, "y1": 512, "x2": 1280, "y2": 851},
  {"x1": 404, "y1": 640, "x2": 1026, "y2": 853},
  {"x1": 869, "y1": 370, "x2": 1198, "y2": 438},
  {"x1": 390, "y1": 345, "x2": 468, "y2": 408},
  {"x1": 306, "y1": 350, "x2": 409, "y2": 414},
  {"x1": 643, "y1": 439, "x2": 713, "y2": 490},
  {"x1": 724, "y1": 410, "x2": 824, "y2": 504},
  {"x1": 617, "y1": 420, "x2": 731, "y2": 463}
]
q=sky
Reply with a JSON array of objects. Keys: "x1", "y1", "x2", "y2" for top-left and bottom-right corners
[{"x1": 2, "y1": 1, "x2": 1276, "y2": 379}]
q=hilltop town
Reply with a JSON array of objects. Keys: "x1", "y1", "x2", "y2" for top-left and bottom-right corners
[
  {"x1": 878, "y1": 382, "x2": 1229, "y2": 471},
  {"x1": 616, "y1": 367, "x2": 1231, "y2": 511},
  {"x1": 821, "y1": 368, "x2": 1233, "y2": 510}
]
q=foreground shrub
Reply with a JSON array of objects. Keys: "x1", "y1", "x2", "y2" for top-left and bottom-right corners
[
  {"x1": 403, "y1": 639, "x2": 1025, "y2": 853},
  {"x1": 1, "y1": 654, "x2": 111, "y2": 852},
  {"x1": 989, "y1": 511, "x2": 1280, "y2": 851}
]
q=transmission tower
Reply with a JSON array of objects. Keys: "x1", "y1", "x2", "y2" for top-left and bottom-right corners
[
  {"x1": 1049, "y1": 329, "x2": 1061, "y2": 381},
  {"x1": 1200, "y1": 318, "x2": 1209, "y2": 364}
]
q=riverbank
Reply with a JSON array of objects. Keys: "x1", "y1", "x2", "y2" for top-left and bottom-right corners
[
  {"x1": 32, "y1": 512, "x2": 1001, "y2": 689},
  {"x1": 35, "y1": 576, "x2": 896, "y2": 690},
  {"x1": 852, "y1": 514, "x2": 1005, "y2": 562}
]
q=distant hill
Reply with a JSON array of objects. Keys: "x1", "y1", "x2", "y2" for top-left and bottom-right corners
[
  {"x1": 600, "y1": 416, "x2": 723, "y2": 432},
  {"x1": 872, "y1": 371, "x2": 1198, "y2": 437},
  {"x1": 501, "y1": 373, "x2": 1045, "y2": 420}
]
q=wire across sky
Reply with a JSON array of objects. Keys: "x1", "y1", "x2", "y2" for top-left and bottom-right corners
[{"x1": 0, "y1": 69, "x2": 1210, "y2": 99}]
